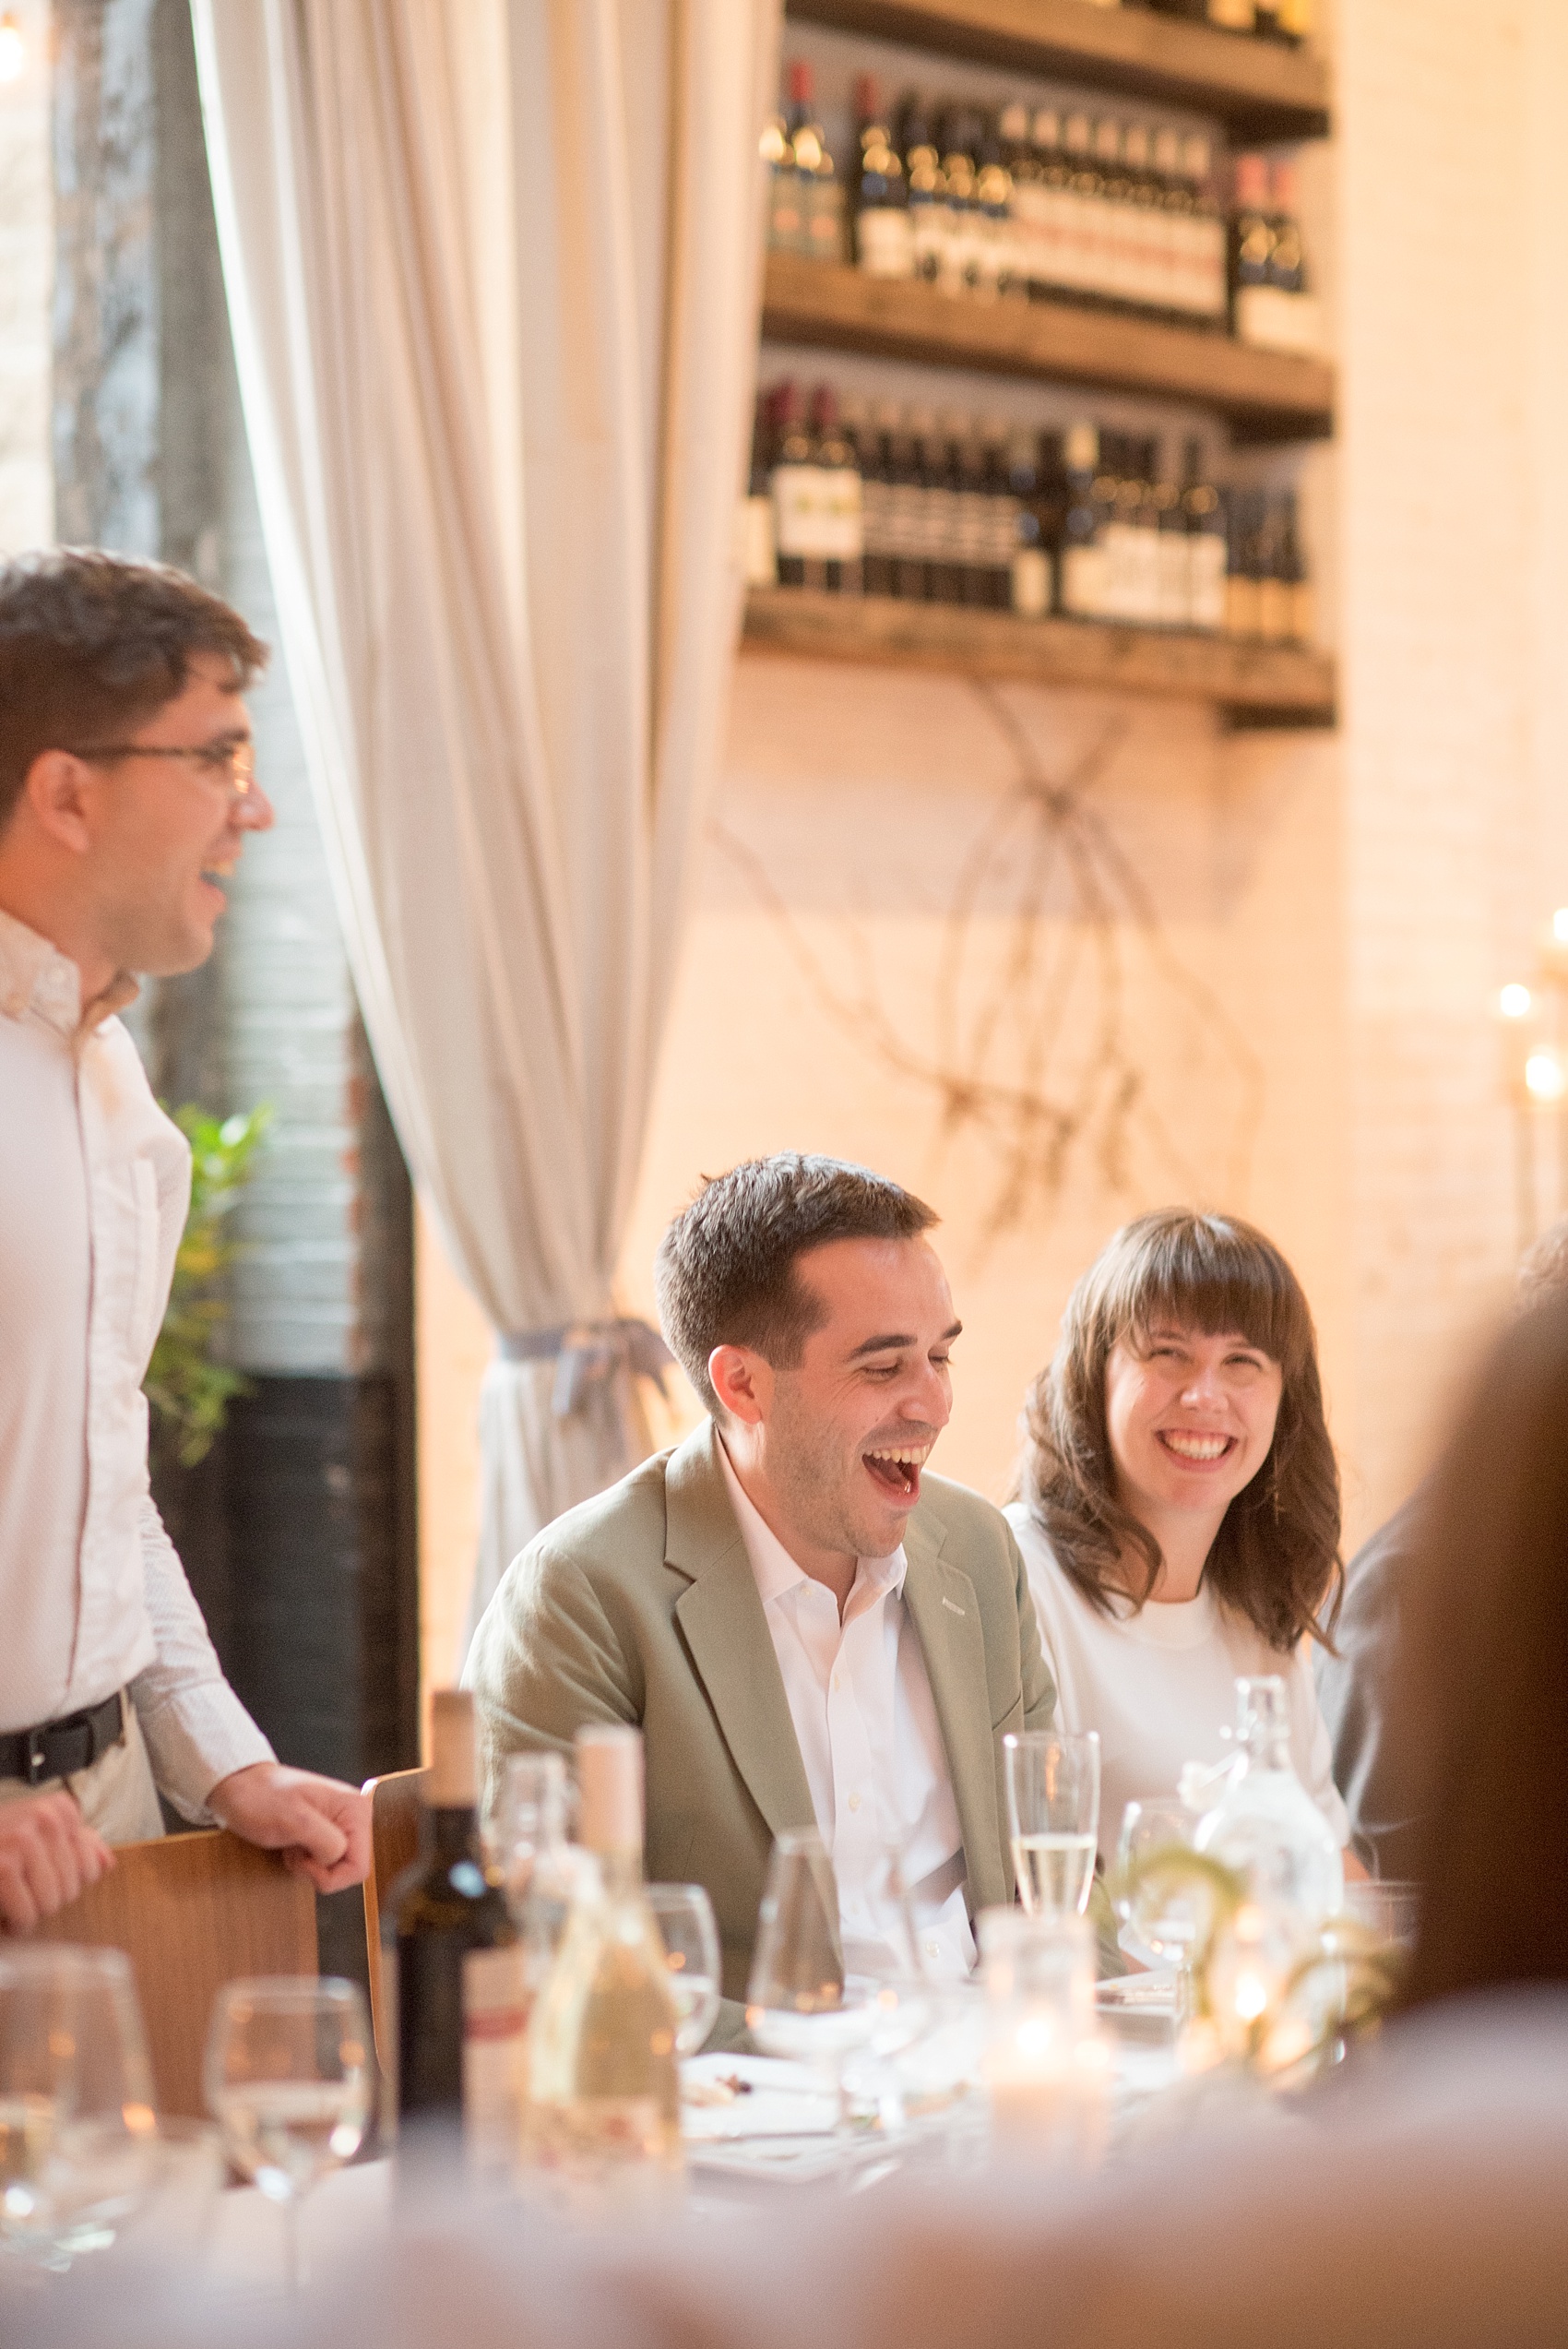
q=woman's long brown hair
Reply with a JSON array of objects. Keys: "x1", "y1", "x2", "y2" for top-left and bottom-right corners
[{"x1": 1013, "y1": 1209, "x2": 1342, "y2": 1651}]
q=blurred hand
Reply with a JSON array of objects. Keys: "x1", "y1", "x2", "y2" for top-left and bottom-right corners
[
  {"x1": 208, "y1": 1762, "x2": 372, "y2": 1893},
  {"x1": 0, "y1": 1793, "x2": 114, "y2": 1932}
]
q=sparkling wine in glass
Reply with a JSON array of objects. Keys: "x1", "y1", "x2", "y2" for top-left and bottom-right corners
[
  {"x1": 205, "y1": 1977, "x2": 372, "y2": 2290},
  {"x1": 647, "y1": 1883, "x2": 722, "y2": 2057},
  {"x1": 0, "y1": 1946, "x2": 158, "y2": 2269},
  {"x1": 1003, "y1": 1732, "x2": 1100, "y2": 1921}
]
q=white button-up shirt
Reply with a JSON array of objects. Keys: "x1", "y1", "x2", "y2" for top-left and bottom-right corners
[
  {"x1": 0, "y1": 910, "x2": 272, "y2": 1814},
  {"x1": 718, "y1": 1439, "x2": 973, "y2": 1979}
]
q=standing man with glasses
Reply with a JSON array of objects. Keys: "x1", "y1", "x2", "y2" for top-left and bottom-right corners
[{"x1": 0, "y1": 549, "x2": 370, "y2": 1927}]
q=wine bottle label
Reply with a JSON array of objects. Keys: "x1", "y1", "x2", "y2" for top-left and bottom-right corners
[
  {"x1": 1011, "y1": 547, "x2": 1051, "y2": 618},
  {"x1": 462, "y1": 1945, "x2": 529, "y2": 2175},
  {"x1": 769, "y1": 176, "x2": 804, "y2": 255},
  {"x1": 1190, "y1": 535, "x2": 1228, "y2": 631},
  {"x1": 772, "y1": 463, "x2": 827, "y2": 558},
  {"x1": 805, "y1": 179, "x2": 845, "y2": 265},
  {"x1": 855, "y1": 206, "x2": 914, "y2": 280},
  {"x1": 740, "y1": 494, "x2": 776, "y2": 588},
  {"x1": 1234, "y1": 285, "x2": 1324, "y2": 355},
  {"x1": 819, "y1": 471, "x2": 864, "y2": 561},
  {"x1": 1061, "y1": 543, "x2": 1109, "y2": 619},
  {"x1": 910, "y1": 201, "x2": 945, "y2": 284}
]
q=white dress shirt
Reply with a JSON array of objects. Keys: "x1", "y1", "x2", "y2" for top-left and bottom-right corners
[
  {"x1": 718, "y1": 1439, "x2": 973, "y2": 1978},
  {"x1": 0, "y1": 910, "x2": 273, "y2": 1814},
  {"x1": 1004, "y1": 1503, "x2": 1349, "y2": 1863}
]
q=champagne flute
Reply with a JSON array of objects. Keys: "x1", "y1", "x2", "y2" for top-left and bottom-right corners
[
  {"x1": 746, "y1": 1830, "x2": 881, "y2": 2147},
  {"x1": 1003, "y1": 1732, "x2": 1100, "y2": 1921},
  {"x1": 1115, "y1": 1798, "x2": 1207, "y2": 2021},
  {"x1": 204, "y1": 1977, "x2": 372, "y2": 2291},
  {"x1": 0, "y1": 1946, "x2": 158, "y2": 2270},
  {"x1": 647, "y1": 1884, "x2": 723, "y2": 2057}
]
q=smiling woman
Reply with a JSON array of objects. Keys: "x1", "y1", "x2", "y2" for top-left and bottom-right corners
[{"x1": 1004, "y1": 1210, "x2": 1349, "y2": 1879}]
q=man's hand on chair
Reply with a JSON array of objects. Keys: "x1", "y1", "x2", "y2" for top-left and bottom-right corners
[
  {"x1": 208, "y1": 1763, "x2": 373, "y2": 1893},
  {"x1": 0, "y1": 1794, "x2": 114, "y2": 1932}
]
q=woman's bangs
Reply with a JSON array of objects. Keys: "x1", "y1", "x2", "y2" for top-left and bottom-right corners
[{"x1": 1105, "y1": 1214, "x2": 1310, "y2": 1370}]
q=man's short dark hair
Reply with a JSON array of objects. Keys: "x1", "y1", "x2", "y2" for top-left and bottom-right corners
[
  {"x1": 655, "y1": 1153, "x2": 939, "y2": 1416},
  {"x1": 0, "y1": 549, "x2": 268, "y2": 829}
]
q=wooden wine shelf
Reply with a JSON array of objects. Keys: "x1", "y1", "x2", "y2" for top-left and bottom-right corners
[
  {"x1": 742, "y1": 586, "x2": 1336, "y2": 726},
  {"x1": 784, "y1": 0, "x2": 1330, "y2": 142},
  {"x1": 762, "y1": 254, "x2": 1333, "y2": 441}
]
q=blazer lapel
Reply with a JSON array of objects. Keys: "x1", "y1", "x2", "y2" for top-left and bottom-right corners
[
  {"x1": 901, "y1": 1510, "x2": 1009, "y2": 1916},
  {"x1": 666, "y1": 1424, "x2": 817, "y2": 1845}
]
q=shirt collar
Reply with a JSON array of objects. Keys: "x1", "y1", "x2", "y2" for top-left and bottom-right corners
[
  {"x1": 717, "y1": 1434, "x2": 909, "y2": 1606},
  {"x1": 0, "y1": 907, "x2": 138, "y2": 1044}
]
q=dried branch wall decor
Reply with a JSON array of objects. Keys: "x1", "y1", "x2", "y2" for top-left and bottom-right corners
[{"x1": 711, "y1": 680, "x2": 1265, "y2": 1253}]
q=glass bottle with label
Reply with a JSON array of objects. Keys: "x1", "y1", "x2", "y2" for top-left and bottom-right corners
[
  {"x1": 528, "y1": 1726, "x2": 683, "y2": 2195},
  {"x1": 789, "y1": 66, "x2": 844, "y2": 268},
  {"x1": 937, "y1": 108, "x2": 980, "y2": 297},
  {"x1": 974, "y1": 116, "x2": 1016, "y2": 300},
  {"x1": 741, "y1": 389, "x2": 778, "y2": 590},
  {"x1": 1278, "y1": 488, "x2": 1313, "y2": 643},
  {"x1": 1031, "y1": 107, "x2": 1072, "y2": 301},
  {"x1": 1181, "y1": 439, "x2": 1228, "y2": 633},
  {"x1": 1230, "y1": 152, "x2": 1277, "y2": 328},
  {"x1": 1182, "y1": 135, "x2": 1229, "y2": 327},
  {"x1": 1006, "y1": 425, "x2": 1050, "y2": 620},
  {"x1": 1059, "y1": 421, "x2": 1109, "y2": 620},
  {"x1": 1194, "y1": 1676, "x2": 1344, "y2": 1926},
  {"x1": 851, "y1": 75, "x2": 913, "y2": 280},
  {"x1": 809, "y1": 386, "x2": 863, "y2": 595},
  {"x1": 859, "y1": 398, "x2": 899, "y2": 599},
  {"x1": 899, "y1": 95, "x2": 947, "y2": 290},
  {"x1": 769, "y1": 383, "x2": 824, "y2": 592},
  {"x1": 386, "y1": 1690, "x2": 527, "y2": 2182},
  {"x1": 997, "y1": 101, "x2": 1039, "y2": 300}
]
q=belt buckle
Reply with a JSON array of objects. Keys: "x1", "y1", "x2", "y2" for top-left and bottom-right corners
[{"x1": 24, "y1": 1729, "x2": 50, "y2": 1786}]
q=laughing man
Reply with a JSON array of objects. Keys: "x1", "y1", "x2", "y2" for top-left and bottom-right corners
[{"x1": 467, "y1": 1153, "x2": 1056, "y2": 2009}]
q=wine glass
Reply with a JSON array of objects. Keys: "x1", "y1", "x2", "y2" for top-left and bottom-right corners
[
  {"x1": 746, "y1": 1830, "x2": 881, "y2": 2145},
  {"x1": 204, "y1": 1977, "x2": 372, "y2": 2291},
  {"x1": 0, "y1": 1946, "x2": 158, "y2": 2270},
  {"x1": 1003, "y1": 1732, "x2": 1100, "y2": 1921},
  {"x1": 495, "y1": 1751, "x2": 570, "y2": 1903},
  {"x1": 1115, "y1": 1798, "x2": 1210, "y2": 2021},
  {"x1": 647, "y1": 1883, "x2": 722, "y2": 2057}
]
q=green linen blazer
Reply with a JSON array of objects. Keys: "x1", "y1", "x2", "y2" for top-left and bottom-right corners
[{"x1": 466, "y1": 1419, "x2": 1057, "y2": 2002}]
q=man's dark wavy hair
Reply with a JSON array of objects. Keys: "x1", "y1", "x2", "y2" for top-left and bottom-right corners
[
  {"x1": 0, "y1": 549, "x2": 267, "y2": 826},
  {"x1": 656, "y1": 1153, "x2": 938, "y2": 1417},
  {"x1": 1012, "y1": 1208, "x2": 1342, "y2": 1651}
]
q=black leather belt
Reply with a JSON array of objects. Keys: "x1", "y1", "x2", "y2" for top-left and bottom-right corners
[{"x1": 0, "y1": 1689, "x2": 127, "y2": 1787}]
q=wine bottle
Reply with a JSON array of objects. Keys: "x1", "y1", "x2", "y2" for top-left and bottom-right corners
[
  {"x1": 742, "y1": 390, "x2": 778, "y2": 590},
  {"x1": 974, "y1": 115, "x2": 1016, "y2": 301},
  {"x1": 997, "y1": 101, "x2": 1039, "y2": 302},
  {"x1": 1007, "y1": 426, "x2": 1051, "y2": 619},
  {"x1": 937, "y1": 108, "x2": 980, "y2": 298},
  {"x1": 1182, "y1": 135, "x2": 1229, "y2": 327},
  {"x1": 1230, "y1": 152, "x2": 1277, "y2": 331},
  {"x1": 1059, "y1": 421, "x2": 1109, "y2": 619},
  {"x1": 1154, "y1": 446, "x2": 1190, "y2": 627},
  {"x1": 899, "y1": 95, "x2": 947, "y2": 290},
  {"x1": 1256, "y1": 495, "x2": 1292, "y2": 645},
  {"x1": 810, "y1": 385, "x2": 863, "y2": 596},
  {"x1": 851, "y1": 74, "x2": 913, "y2": 281},
  {"x1": 1032, "y1": 107, "x2": 1072, "y2": 301},
  {"x1": 1267, "y1": 161, "x2": 1306, "y2": 293},
  {"x1": 386, "y1": 1690, "x2": 527, "y2": 2179},
  {"x1": 1194, "y1": 1677, "x2": 1344, "y2": 1925},
  {"x1": 1090, "y1": 117, "x2": 1128, "y2": 307},
  {"x1": 769, "y1": 383, "x2": 824, "y2": 592},
  {"x1": 760, "y1": 92, "x2": 797, "y2": 256},
  {"x1": 528, "y1": 1726, "x2": 683, "y2": 2196},
  {"x1": 1060, "y1": 112, "x2": 1099, "y2": 305},
  {"x1": 789, "y1": 65, "x2": 844, "y2": 268},
  {"x1": 1278, "y1": 487, "x2": 1313, "y2": 644},
  {"x1": 1182, "y1": 439, "x2": 1228, "y2": 633},
  {"x1": 861, "y1": 398, "x2": 900, "y2": 599}
]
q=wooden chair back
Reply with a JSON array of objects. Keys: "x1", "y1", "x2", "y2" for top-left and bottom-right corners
[
  {"x1": 361, "y1": 1767, "x2": 428, "y2": 2067},
  {"x1": 36, "y1": 1829, "x2": 317, "y2": 2117}
]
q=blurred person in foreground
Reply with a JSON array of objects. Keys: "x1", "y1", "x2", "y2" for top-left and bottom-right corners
[
  {"x1": 1316, "y1": 1212, "x2": 1568, "y2": 1876},
  {"x1": 22, "y1": 1306, "x2": 1568, "y2": 2346},
  {"x1": 0, "y1": 550, "x2": 370, "y2": 1921},
  {"x1": 1005, "y1": 1210, "x2": 1354, "y2": 1887},
  {"x1": 469, "y1": 1153, "x2": 1056, "y2": 2006}
]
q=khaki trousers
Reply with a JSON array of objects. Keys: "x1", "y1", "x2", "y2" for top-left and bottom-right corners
[{"x1": 0, "y1": 1702, "x2": 164, "y2": 1843}]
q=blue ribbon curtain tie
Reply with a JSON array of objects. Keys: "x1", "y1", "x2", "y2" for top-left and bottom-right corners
[{"x1": 499, "y1": 1318, "x2": 675, "y2": 1417}]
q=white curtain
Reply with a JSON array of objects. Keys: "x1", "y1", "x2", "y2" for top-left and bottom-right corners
[{"x1": 190, "y1": 0, "x2": 781, "y2": 1655}]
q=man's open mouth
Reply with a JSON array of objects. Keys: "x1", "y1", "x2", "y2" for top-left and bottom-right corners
[{"x1": 862, "y1": 1443, "x2": 933, "y2": 1502}]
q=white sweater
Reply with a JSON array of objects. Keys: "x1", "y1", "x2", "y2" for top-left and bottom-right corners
[{"x1": 1004, "y1": 1503, "x2": 1348, "y2": 1864}]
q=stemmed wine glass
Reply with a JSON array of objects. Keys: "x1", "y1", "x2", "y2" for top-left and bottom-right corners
[
  {"x1": 746, "y1": 1830, "x2": 883, "y2": 2146},
  {"x1": 0, "y1": 1946, "x2": 158, "y2": 2270},
  {"x1": 1115, "y1": 1799, "x2": 1210, "y2": 2022},
  {"x1": 204, "y1": 1977, "x2": 372, "y2": 2291},
  {"x1": 647, "y1": 1884, "x2": 723, "y2": 2057},
  {"x1": 1003, "y1": 1732, "x2": 1100, "y2": 1921}
]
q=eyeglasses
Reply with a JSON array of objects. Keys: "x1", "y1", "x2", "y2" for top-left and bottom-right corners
[{"x1": 65, "y1": 738, "x2": 256, "y2": 796}]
